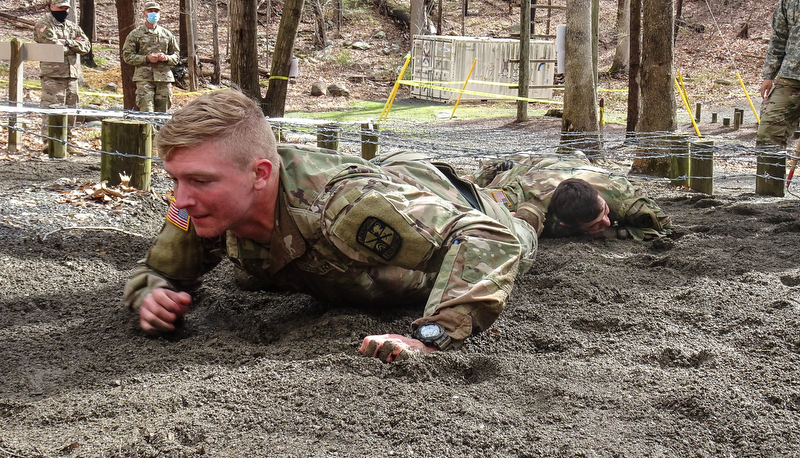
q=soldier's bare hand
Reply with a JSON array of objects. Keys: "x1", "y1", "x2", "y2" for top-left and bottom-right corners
[
  {"x1": 138, "y1": 288, "x2": 191, "y2": 335},
  {"x1": 147, "y1": 53, "x2": 160, "y2": 63},
  {"x1": 761, "y1": 79, "x2": 774, "y2": 99},
  {"x1": 359, "y1": 334, "x2": 436, "y2": 362}
]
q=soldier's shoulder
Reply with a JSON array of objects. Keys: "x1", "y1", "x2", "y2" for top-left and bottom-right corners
[{"x1": 34, "y1": 15, "x2": 53, "y2": 32}]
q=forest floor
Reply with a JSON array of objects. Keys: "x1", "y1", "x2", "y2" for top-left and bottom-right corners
[{"x1": 3, "y1": 1, "x2": 800, "y2": 457}]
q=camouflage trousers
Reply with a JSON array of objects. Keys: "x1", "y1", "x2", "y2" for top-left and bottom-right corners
[
  {"x1": 135, "y1": 81, "x2": 172, "y2": 113},
  {"x1": 756, "y1": 77, "x2": 800, "y2": 148},
  {"x1": 40, "y1": 77, "x2": 79, "y2": 135}
]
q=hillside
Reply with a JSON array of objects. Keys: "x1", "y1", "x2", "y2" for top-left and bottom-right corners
[{"x1": 0, "y1": 0, "x2": 776, "y2": 114}]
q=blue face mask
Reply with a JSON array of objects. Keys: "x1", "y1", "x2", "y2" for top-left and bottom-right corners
[{"x1": 146, "y1": 12, "x2": 159, "y2": 24}]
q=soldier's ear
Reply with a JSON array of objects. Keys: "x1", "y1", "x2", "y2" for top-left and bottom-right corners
[{"x1": 252, "y1": 159, "x2": 273, "y2": 190}]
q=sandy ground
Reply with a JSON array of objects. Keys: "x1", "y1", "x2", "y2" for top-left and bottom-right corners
[{"x1": 2, "y1": 113, "x2": 800, "y2": 457}]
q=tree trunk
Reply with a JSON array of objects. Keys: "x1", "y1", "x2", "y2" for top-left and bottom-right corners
[
  {"x1": 185, "y1": 0, "x2": 199, "y2": 91},
  {"x1": 263, "y1": 0, "x2": 305, "y2": 117},
  {"x1": 230, "y1": 0, "x2": 261, "y2": 102},
  {"x1": 312, "y1": 0, "x2": 327, "y2": 49},
  {"x1": 517, "y1": 0, "x2": 530, "y2": 122},
  {"x1": 639, "y1": 0, "x2": 675, "y2": 133},
  {"x1": 212, "y1": 0, "x2": 221, "y2": 85},
  {"x1": 609, "y1": 0, "x2": 629, "y2": 74},
  {"x1": 626, "y1": 0, "x2": 641, "y2": 132},
  {"x1": 79, "y1": 0, "x2": 96, "y2": 67},
  {"x1": 180, "y1": 0, "x2": 188, "y2": 57},
  {"x1": 632, "y1": 0, "x2": 676, "y2": 175},
  {"x1": 674, "y1": 0, "x2": 683, "y2": 45},
  {"x1": 116, "y1": 0, "x2": 137, "y2": 110},
  {"x1": 560, "y1": 0, "x2": 600, "y2": 152}
]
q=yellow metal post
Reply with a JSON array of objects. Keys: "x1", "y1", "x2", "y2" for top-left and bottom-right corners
[
  {"x1": 379, "y1": 54, "x2": 412, "y2": 122},
  {"x1": 450, "y1": 58, "x2": 478, "y2": 119},
  {"x1": 675, "y1": 77, "x2": 702, "y2": 138},
  {"x1": 737, "y1": 72, "x2": 760, "y2": 125}
]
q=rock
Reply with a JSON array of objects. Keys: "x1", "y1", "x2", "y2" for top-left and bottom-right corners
[
  {"x1": 327, "y1": 83, "x2": 350, "y2": 97},
  {"x1": 373, "y1": 31, "x2": 386, "y2": 39},
  {"x1": 311, "y1": 81, "x2": 326, "y2": 97},
  {"x1": 351, "y1": 41, "x2": 371, "y2": 50},
  {"x1": 102, "y1": 82, "x2": 118, "y2": 93}
]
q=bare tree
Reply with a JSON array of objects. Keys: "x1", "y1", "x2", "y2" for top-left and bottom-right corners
[
  {"x1": 115, "y1": 0, "x2": 137, "y2": 109},
  {"x1": 609, "y1": 0, "x2": 629, "y2": 74},
  {"x1": 639, "y1": 0, "x2": 675, "y2": 133},
  {"x1": 631, "y1": 0, "x2": 676, "y2": 176},
  {"x1": 626, "y1": 0, "x2": 641, "y2": 132},
  {"x1": 560, "y1": 0, "x2": 600, "y2": 152},
  {"x1": 263, "y1": 0, "x2": 305, "y2": 117},
  {"x1": 311, "y1": 0, "x2": 327, "y2": 50},
  {"x1": 79, "y1": 0, "x2": 96, "y2": 67},
  {"x1": 230, "y1": 0, "x2": 261, "y2": 101}
]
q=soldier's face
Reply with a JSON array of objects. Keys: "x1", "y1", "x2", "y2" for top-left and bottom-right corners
[
  {"x1": 165, "y1": 142, "x2": 264, "y2": 238},
  {"x1": 576, "y1": 196, "x2": 611, "y2": 235},
  {"x1": 49, "y1": 5, "x2": 69, "y2": 12}
]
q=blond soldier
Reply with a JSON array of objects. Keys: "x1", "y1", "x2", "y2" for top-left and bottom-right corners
[
  {"x1": 122, "y1": 1, "x2": 180, "y2": 112},
  {"x1": 123, "y1": 90, "x2": 538, "y2": 363},
  {"x1": 33, "y1": 0, "x2": 91, "y2": 141}
]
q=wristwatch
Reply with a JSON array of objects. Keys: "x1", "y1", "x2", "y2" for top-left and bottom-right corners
[{"x1": 412, "y1": 322, "x2": 452, "y2": 350}]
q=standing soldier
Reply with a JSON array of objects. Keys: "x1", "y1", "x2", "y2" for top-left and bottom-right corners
[
  {"x1": 34, "y1": 0, "x2": 91, "y2": 149},
  {"x1": 122, "y1": 1, "x2": 180, "y2": 113}
]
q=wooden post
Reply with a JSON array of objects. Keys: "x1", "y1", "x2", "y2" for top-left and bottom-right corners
[
  {"x1": 690, "y1": 140, "x2": 714, "y2": 195},
  {"x1": 100, "y1": 120, "x2": 152, "y2": 191},
  {"x1": 733, "y1": 109, "x2": 742, "y2": 130},
  {"x1": 7, "y1": 39, "x2": 22, "y2": 153},
  {"x1": 694, "y1": 102, "x2": 701, "y2": 123},
  {"x1": 48, "y1": 114, "x2": 68, "y2": 158},
  {"x1": 317, "y1": 124, "x2": 340, "y2": 151},
  {"x1": 1, "y1": 40, "x2": 63, "y2": 152},
  {"x1": 669, "y1": 134, "x2": 690, "y2": 188},
  {"x1": 711, "y1": 112, "x2": 717, "y2": 123},
  {"x1": 756, "y1": 149, "x2": 786, "y2": 197},
  {"x1": 360, "y1": 121, "x2": 380, "y2": 160}
]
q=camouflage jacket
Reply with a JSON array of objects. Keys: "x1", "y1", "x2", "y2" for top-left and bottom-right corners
[
  {"x1": 471, "y1": 153, "x2": 673, "y2": 241},
  {"x1": 122, "y1": 24, "x2": 180, "y2": 82},
  {"x1": 123, "y1": 146, "x2": 537, "y2": 345},
  {"x1": 33, "y1": 14, "x2": 91, "y2": 79},
  {"x1": 763, "y1": 0, "x2": 800, "y2": 81}
]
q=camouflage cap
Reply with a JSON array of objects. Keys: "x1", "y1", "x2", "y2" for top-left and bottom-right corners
[
  {"x1": 51, "y1": 0, "x2": 71, "y2": 7},
  {"x1": 143, "y1": 1, "x2": 161, "y2": 10}
]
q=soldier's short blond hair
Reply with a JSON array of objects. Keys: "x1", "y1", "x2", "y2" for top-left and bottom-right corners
[{"x1": 155, "y1": 89, "x2": 278, "y2": 170}]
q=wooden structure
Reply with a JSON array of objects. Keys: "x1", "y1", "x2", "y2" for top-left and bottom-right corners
[
  {"x1": 0, "y1": 39, "x2": 63, "y2": 153},
  {"x1": 100, "y1": 120, "x2": 153, "y2": 191}
]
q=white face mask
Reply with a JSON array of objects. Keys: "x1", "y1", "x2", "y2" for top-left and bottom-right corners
[{"x1": 146, "y1": 12, "x2": 159, "y2": 24}]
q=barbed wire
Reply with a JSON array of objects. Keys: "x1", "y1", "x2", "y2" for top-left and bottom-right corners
[{"x1": 0, "y1": 102, "x2": 793, "y2": 187}]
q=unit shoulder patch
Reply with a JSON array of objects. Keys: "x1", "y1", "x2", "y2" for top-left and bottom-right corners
[{"x1": 356, "y1": 216, "x2": 402, "y2": 261}]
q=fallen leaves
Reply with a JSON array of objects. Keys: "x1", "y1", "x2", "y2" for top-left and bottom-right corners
[{"x1": 50, "y1": 174, "x2": 151, "y2": 210}]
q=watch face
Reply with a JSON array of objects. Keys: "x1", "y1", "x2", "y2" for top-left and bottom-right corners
[{"x1": 418, "y1": 323, "x2": 443, "y2": 339}]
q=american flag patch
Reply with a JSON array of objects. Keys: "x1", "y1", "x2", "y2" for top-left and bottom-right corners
[
  {"x1": 166, "y1": 199, "x2": 190, "y2": 231},
  {"x1": 491, "y1": 190, "x2": 510, "y2": 206}
]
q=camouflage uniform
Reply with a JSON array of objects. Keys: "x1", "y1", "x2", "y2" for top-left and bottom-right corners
[
  {"x1": 33, "y1": 13, "x2": 91, "y2": 109},
  {"x1": 122, "y1": 24, "x2": 179, "y2": 112},
  {"x1": 757, "y1": 0, "x2": 800, "y2": 147},
  {"x1": 471, "y1": 153, "x2": 673, "y2": 241},
  {"x1": 123, "y1": 145, "x2": 537, "y2": 347}
]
